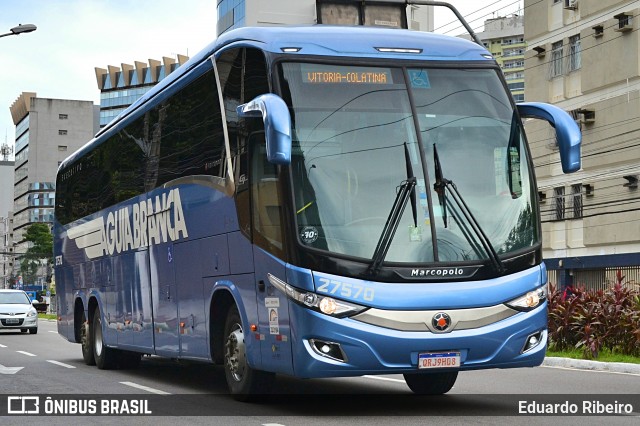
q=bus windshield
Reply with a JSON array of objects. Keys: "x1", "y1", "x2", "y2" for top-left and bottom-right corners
[{"x1": 280, "y1": 62, "x2": 537, "y2": 264}]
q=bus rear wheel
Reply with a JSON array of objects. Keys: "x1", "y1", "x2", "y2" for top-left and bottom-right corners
[
  {"x1": 81, "y1": 312, "x2": 96, "y2": 365},
  {"x1": 223, "y1": 306, "x2": 274, "y2": 401},
  {"x1": 403, "y1": 371, "x2": 458, "y2": 395},
  {"x1": 93, "y1": 307, "x2": 117, "y2": 370}
]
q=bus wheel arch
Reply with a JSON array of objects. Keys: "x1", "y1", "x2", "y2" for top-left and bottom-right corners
[{"x1": 210, "y1": 289, "x2": 235, "y2": 365}]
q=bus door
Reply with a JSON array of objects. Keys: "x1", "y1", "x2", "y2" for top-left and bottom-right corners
[
  {"x1": 249, "y1": 134, "x2": 294, "y2": 374},
  {"x1": 151, "y1": 244, "x2": 179, "y2": 356}
]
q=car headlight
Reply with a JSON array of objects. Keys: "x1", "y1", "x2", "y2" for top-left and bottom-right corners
[
  {"x1": 268, "y1": 273, "x2": 367, "y2": 318},
  {"x1": 27, "y1": 309, "x2": 37, "y2": 317},
  {"x1": 505, "y1": 284, "x2": 548, "y2": 311}
]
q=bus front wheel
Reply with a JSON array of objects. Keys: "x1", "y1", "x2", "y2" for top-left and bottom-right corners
[
  {"x1": 223, "y1": 306, "x2": 274, "y2": 400},
  {"x1": 403, "y1": 371, "x2": 458, "y2": 395},
  {"x1": 93, "y1": 307, "x2": 117, "y2": 370}
]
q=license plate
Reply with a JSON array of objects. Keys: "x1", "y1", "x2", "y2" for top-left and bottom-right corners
[
  {"x1": 5, "y1": 318, "x2": 19, "y2": 324},
  {"x1": 418, "y1": 351, "x2": 460, "y2": 369}
]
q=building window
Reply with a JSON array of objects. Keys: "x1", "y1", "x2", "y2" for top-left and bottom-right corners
[
  {"x1": 554, "y1": 187, "x2": 565, "y2": 220},
  {"x1": 508, "y1": 81, "x2": 525, "y2": 91},
  {"x1": 568, "y1": 35, "x2": 581, "y2": 72},
  {"x1": 58, "y1": 130, "x2": 67, "y2": 135},
  {"x1": 59, "y1": 114, "x2": 68, "y2": 120},
  {"x1": 549, "y1": 41, "x2": 563, "y2": 78},
  {"x1": 571, "y1": 184, "x2": 583, "y2": 218}
]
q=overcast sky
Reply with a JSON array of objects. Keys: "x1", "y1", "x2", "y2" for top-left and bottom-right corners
[{"x1": 0, "y1": 0, "x2": 523, "y2": 158}]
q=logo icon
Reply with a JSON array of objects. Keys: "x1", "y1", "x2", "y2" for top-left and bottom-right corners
[{"x1": 432, "y1": 312, "x2": 452, "y2": 332}]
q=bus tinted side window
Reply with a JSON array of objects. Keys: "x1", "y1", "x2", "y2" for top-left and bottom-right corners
[
  {"x1": 156, "y1": 69, "x2": 225, "y2": 186},
  {"x1": 56, "y1": 67, "x2": 224, "y2": 225}
]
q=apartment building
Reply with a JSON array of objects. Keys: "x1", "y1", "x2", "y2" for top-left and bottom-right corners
[
  {"x1": 8, "y1": 92, "x2": 99, "y2": 281},
  {"x1": 524, "y1": 0, "x2": 640, "y2": 289}
]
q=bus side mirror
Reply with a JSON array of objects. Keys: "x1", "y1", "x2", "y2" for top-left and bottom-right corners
[
  {"x1": 517, "y1": 102, "x2": 582, "y2": 173},
  {"x1": 237, "y1": 94, "x2": 292, "y2": 165}
]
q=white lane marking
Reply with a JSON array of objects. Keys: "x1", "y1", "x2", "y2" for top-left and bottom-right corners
[
  {"x1": 541, "y1": 365, "x2": 640, "y2": 377},
  {"x1": 0, "y1": 343, "x2": 7, "y2": 348},
  {"x1": 363, "y1": 375, "x2": 406, "y2": 383},
  {"x1": 16, "y1": 350, "x2": 36, "y2": 357},
  {"x1": 46, "y1": 360, "x2": 76, "y2": 369},
  {"x1": 0, "y1": 364, "x2": 24, "y2": 374},
  {"x1": 48, "y1": 330, "x2": 57, "y2": 333},
  {"x1": 120, "y1": 381, "x2": 171, "y2": 395}
]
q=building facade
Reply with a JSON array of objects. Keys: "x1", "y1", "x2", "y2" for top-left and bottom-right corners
[
  {"x1": 217, "y1": 0, "x2": 433, "y2": 34},
  {"x1": 8, "y1": 92, "x2": 99, "y2": 282},
  {"x1": 524, "y1": 0, "x2": 640, "y2": 289},
  {"x1": 475, "y1": 15, "x2": 526, "y2": 102},
  {"x1": 95, "y1": 56, "x2": 188, "y2": 127}
]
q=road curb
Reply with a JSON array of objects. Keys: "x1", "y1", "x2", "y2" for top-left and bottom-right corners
[{"x1": 543, "y1": 356, "x2": 640, "y2": 375}]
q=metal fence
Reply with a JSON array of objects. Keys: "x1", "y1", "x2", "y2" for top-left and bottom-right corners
[{"x1": 547, "y1": 266, "x2": 640, "y2": 292}]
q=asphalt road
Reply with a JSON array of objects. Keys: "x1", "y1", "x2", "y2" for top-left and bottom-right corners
[{"x1": 0, "y1": 320, "x2": 638, "y2": 425}]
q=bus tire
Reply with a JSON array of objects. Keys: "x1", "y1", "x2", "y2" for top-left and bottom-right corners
[
  {"x1": 81, "y1": 313, "x2": 96, "y2": 365},
  {"x1": 224, "y1": 305, "x2": 274, "y2": 401},
  {"x1": 93, "y1": 307, "x2": 117, "y2": 370},
  {"x1": 403, "y1": 371, "x2": 458, "y2": 395}
]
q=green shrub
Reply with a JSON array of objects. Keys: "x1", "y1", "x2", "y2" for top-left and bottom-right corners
[{"x1": 547, "y1": 282, "x2": 640, "y2": 359}]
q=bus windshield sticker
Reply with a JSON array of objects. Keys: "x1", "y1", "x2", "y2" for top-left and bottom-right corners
[
  {"x1": 409, "y1": 225, "x2": 422, "y2": 242},
  {"x1": 269, "y1": 308, "x2": 279, "y2": 335},
  {"x1": 300, "y1": 226, "x2": 319, "y2": 244},
  {"x1": 265, "y1": 297, "x2": 280, "y2": 308},
  {"x1": 301, "y1": 64, "x2": 393, "y2": 85},
  {"x1": 408, "y1": 69, "x2": 430, "y2": 89}
]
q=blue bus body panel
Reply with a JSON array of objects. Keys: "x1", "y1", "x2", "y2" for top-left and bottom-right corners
[{"x1": 310, "y1": 266, "x2": 544, "y2": 310}]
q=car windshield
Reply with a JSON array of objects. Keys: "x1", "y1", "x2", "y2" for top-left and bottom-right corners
[
  {"x1": 280, "y1": 62, "x2": 537, "y2": 264},
  {"x1": 0, "y1": 292, "x2": 31, "y2": 304}
]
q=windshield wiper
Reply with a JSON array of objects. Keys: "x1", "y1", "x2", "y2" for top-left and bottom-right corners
[
  {"x1": 432, "y1": 144, "x2": 505, "y2": 274},
  {"x1": 368, "y1": 145, "x2": 417, "y2": 276}
]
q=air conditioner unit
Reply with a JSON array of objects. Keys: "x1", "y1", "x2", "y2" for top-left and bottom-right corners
[{"x1": 564, "y1": 0, "x2": 578, "y2": 10}]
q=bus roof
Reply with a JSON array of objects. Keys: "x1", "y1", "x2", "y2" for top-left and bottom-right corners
[
  {"x1": 64, "y1": 26, "x2": 491, "y2": 170},
  {"x1": 213, "y1": 25, "x2": 489, "y2": 60}
]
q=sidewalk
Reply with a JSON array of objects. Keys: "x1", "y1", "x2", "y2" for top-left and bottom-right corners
[{"x1": 543, "y1": 356, "x2": 640, "y2": 375}]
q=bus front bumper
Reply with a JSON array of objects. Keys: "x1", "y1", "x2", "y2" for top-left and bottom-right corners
[{"x1": 289, "y1": 300, "x2": 547, "y2": 378}]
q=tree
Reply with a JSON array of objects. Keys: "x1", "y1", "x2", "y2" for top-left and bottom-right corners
[{"x1": 20, "y1": 223, "x2": 53, "y2": 285}]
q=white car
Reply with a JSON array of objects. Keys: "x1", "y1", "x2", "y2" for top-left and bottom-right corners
[{"x1": 0, "y1": 289, "x2": 38, "y2": 334}]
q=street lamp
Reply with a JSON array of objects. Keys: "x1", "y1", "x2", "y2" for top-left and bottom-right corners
[{"x1": 0, "y1": 24, "x2": 37, "y2": 38}]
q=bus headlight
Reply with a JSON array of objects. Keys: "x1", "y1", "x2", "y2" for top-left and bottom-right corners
[
  {"x1": 268, "y1": 273, "x2": 367, "y2": 318},
  {"x1": 505, "y1": 284, "x2": 548, "y2": 311}
]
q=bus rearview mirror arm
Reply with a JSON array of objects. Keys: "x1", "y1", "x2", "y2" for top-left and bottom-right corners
[
  {"x1": 237, "y1": 94, "x2": 292, "y2": 165},
  {"x1": 517, "y1": 102, "x2": 582, "y2": 174}
]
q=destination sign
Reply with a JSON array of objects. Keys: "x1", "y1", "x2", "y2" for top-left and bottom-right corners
[{"x1": 301, "y1": 64, "x2": 393, "y2": 84}]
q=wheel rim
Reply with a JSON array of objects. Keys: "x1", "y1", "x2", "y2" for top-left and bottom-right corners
[
  {"x1": 225, "y1": 323, "x2": 246, "y2": 383},
  {"x1": 94, "y1": 317, "x2": 103, "y2": 357}
]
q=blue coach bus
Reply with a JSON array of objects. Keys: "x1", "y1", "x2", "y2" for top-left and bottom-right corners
[{"x1": 54, "y1": 2, "x2": 581, "y2": 399}]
